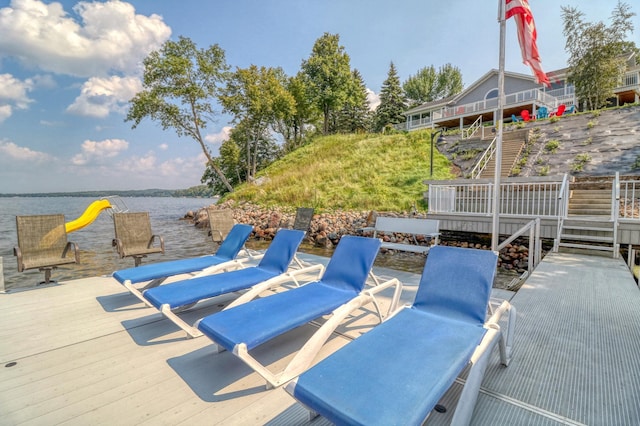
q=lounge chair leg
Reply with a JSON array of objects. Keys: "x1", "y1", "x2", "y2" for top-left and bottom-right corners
[{"x1": 160, "y1": 304, "x2": 203, "y2": 338}]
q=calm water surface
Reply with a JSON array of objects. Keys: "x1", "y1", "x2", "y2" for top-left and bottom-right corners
[
  {"x1": 0, "y1": 197, "x2": 517, "y2": 291},
  {"x1": 0, "y1": 197, "x2": 219, "y2": 291}
]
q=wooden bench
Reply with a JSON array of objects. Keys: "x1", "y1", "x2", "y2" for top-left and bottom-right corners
[{"x1": 362, "y1": 217, "x2": 440, "y2": 254}]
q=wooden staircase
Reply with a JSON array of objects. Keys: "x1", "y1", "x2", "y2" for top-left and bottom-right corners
[
  {"x1": 479, "y1": 131, "x2": 527, "y2": 179},
  {"x1": 557, "y1": 178, "x2": 617, "y2": 257}
]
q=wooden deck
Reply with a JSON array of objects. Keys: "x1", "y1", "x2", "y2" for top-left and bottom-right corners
[{"x1": 1, "y1": 251, "x2": 639, "y2": 425}]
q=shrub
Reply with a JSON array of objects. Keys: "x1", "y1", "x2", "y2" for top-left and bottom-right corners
[
  {"x1": 545, "y1": 139, "x2": 560, "y2": 153},
  {"x1": 571, "y1": 153, "x2": 592, "y2": 172},
  {"x1": 539, "y1": 165, "x2": 550, "y2": 176}
]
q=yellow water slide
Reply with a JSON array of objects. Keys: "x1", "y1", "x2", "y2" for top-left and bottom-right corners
[{"x1": 65, "y1": 199, "x2": 113, "y2": 233}]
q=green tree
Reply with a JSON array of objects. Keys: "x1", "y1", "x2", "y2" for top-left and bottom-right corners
[
  {"x1": 202, "y1": 122, "x2": 280, "y2": 194},
  {"x1": 218, "y1": 65, "x2": 294, "y2": 181},
  {"x1": 373, "y1": 62, "x2": 406, "y2": 132},
  {"x1": 301, "y1": 32, "x2": 353, "y2": 134},
  {"x1": 126, "y1": 36, "x2": 233, "y2": 192},
  {"x1": 403, "y1": 64, "x2": 463, "y2": 107},
  {"x1": 275, "y1": 73, "x2": 320, "y2": 153},
  {"x1": 562, "y1": 2, "x2": 636, "y2": 110},
  {"x1": 335, "y1": 69, "x2": 371, "y2": 133}
]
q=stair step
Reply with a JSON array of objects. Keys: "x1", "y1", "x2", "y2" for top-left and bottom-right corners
[
  {"x1": 562, "y1": 225, "x2": 613, "y2": 232},
  {"x1": 561, "y1": 234, "x2": 614, "y2": 242},
  {"x1": 558, "y1": 242, "x2": 614, "y2": 251},
  {"x1": 568, "y1": 209, "x2": 612, "y2": 215}
]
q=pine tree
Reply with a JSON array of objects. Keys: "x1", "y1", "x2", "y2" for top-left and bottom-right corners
[
  {"x1": 373, "y1": 62, "x2": 406, "y2": 132},
  {"x1": 335, "y1": 69, "x2": 372, "y2": 133}
]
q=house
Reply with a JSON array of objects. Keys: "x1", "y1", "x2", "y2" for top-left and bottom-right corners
[{"x1": 402, "y1": 55, "x2": 640, "y2": 134}]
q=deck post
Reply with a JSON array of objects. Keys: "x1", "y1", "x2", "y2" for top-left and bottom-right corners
[
  {"x1": 492, "y1": 0, "x2": 507, "y2": 251},
  {"x1": 0, "y1": 257, "x2": 5, "y2": 293}
]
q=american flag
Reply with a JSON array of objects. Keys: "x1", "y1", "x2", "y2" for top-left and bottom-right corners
[{"x1": 505, "y1": 0, "x2": 550, "y2": 87}]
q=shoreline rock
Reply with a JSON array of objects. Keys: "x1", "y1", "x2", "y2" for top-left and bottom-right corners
[{"x1": 185, "y1": 200, "x2": 540, "y2": 275}]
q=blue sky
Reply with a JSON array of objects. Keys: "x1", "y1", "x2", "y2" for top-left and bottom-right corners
[{"x1": 0, "y1": 0, "x2": 637, "y2": 193}]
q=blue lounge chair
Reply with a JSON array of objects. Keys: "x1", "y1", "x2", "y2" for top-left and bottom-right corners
[
  {"x1": 195, "y1": 236, "x2": 403, "y2": 388},
  {"x1": 143, "y1": 229, "x2": 323, "y2": 338},
  {"x1": 286, "y1": 246, "x2": 516, "y2": 426},
  {"x1": 112, "y1": 224, "x2": 254, "y2": 305}
]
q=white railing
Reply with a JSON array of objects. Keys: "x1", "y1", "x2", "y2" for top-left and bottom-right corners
[
  {"x1": 618, "y1": 177, "x2": 640, "y2": 220},
  {"x1": 470, "y1": 137, "x2": 497, "y2": 179},
  {"x1": 498, "y1": 217, "x2": 542, "y2": 286},
  {"x1": 553, "y1": 174, "x2": 570, "y2": 251},
  {"x1": 462, "y1": 116, "x2": 483, "y2": 139},
  {"x1": 620, "y1": 69, "x2": 639, "y2": 90},
  {"x1": 427, "y1": 176, "x2": 567, "y2": 217}
]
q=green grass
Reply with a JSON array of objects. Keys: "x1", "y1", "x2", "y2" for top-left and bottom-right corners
[{"x1": 222, "y1": 130, "x2": 453, "y2": 211}]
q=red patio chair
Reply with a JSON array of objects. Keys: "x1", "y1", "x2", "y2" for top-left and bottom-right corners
[
  {"x1": 550, "y1": 104, "x2": 566, "y2": 117},
  {"x1": 521, "y1": 110, "x2": 532, "y2": 121}
]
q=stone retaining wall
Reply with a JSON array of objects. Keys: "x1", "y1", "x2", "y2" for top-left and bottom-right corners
[{"x1": 184, "y1": 201, "x2": 534, "y2": 273}]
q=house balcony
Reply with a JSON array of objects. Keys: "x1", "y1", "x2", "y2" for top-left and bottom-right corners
[{"x1": 403, "y1": 67, "x2": 640, "y2": 132}]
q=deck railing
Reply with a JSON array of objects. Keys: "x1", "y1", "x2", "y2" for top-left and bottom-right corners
[
  {"x1": 470, "y1": 136, "x2": 497, "y2": 179},
  {"x1": 427, "y1": 176, "x2": 567, "y2": 218},
  {"x1": 462, "y1": 116, "x2": 483, "y2": 139},
  {"x1": 498, "y1": 217, "x2": 542, "y2": 286},
  {"x1": 619, "y1": 176, "x2": 640, "y2": 219}
]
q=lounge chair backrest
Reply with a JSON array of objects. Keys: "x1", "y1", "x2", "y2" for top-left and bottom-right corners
[
  {"x1": 257, "y1": 229, "x2": 305, "y2": 274},
  {"x1": 413, "y1": 245, "x2": 497, "y2": 325},
  {"x1": 292, "y1": 207, "x2": 314, "y2": 232},
  {"x1": 321, "y1": 236, "x2": 381, "y2": 292},
  {"x1": 214, "y1": 224, "x2": 253, "y2": 260},
  {"x1": 555, "y1": 104, "x2": 566, "y2": 116}
]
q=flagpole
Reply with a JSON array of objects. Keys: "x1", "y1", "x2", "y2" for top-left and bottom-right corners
[{"x1": 492, "y1": 0, "x2": 507, "y2": 251}]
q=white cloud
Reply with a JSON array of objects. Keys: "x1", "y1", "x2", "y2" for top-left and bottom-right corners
[
  {"x1": 71, "y1": 138, "x2": 128, "y2": 165},
  {"x1": 0, "y1": 105, "x2": 12, "y2": 123},
  {"x1": 205, "y1": 126, "x2": 232, "y2": 146},
  {"x1": 159, "y1": 143, "x2": 169, "y2": 150},
  {"x1": 0, "y1": 139, "x2": 51, "y2": 162},
  {"x1": 0, "y1": 74, "x2": 34, "y2": 116},
  {"x1": 115, "y1": 151, "x2": 206, "y2": 177},
  {"x1": 366, "y1": 88, "x2": 380, "y2": 111},
  {"x1": 0, "y1": 0, "x2": 171, "y2": 77},
  {"x1": 67, "y1": 75, "x2": 142, "y2": 117}
]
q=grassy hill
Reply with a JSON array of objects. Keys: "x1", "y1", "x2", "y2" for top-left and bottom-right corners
[{"x1": 224, "y1": 131, "x2": 453, "y2": 212}]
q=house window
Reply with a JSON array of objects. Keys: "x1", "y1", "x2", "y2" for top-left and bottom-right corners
[{"x1": 485, "y1": 88, "x2": 499, "y2": 99}]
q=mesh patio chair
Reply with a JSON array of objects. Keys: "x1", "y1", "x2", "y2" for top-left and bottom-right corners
[
  {"x1": 14, "y1": 214, "x2": 80, "y2": 284},
  {"x1": 207, "y1": 208, "x2": 235, "y2": 243},
  {"x1": 112, "y1": 212, "x2": 164, "y2": 267},
  {"x1": 292, "y1": 207, "x2": 314, "y2": 232}
]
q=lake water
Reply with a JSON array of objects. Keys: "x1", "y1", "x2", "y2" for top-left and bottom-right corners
[
  {"x1": 0, "y1": 197, "x2": 220, "y2": 291},
  {"x1": 0, "y1": 196, "x2": 519, "y2": 291}
]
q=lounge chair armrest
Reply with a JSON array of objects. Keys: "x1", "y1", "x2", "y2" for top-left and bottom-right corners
[
  {"x1": 223, "y1": 263, "x2": 325, "y2": 311},
  {"x1": 13, "y1": 246, "x2": 24, "y2": 272},
  {"x1": 362, "y1": 277, "x2": 403, "y2": 320},
  {"x1": 149, "y1": 234, "x2": 165, "y2": 252},
  {"x1": 112, "y1": 238, "x2": 124, "y2": 258},
  {"x1": 63, "y1": 241, "x2": 80, "y2": 264},
  {"x1": 485, "y1": 299, "x2": 516, "y2": 366}
]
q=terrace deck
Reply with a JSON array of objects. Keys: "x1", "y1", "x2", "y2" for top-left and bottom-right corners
[{"x1": 1, "y1": 251, "x2": 639, "y2": 425}]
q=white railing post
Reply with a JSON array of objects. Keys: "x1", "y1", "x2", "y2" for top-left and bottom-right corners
[{"x1": 0, "y1": 257, "x2": 5, "y2": 293}]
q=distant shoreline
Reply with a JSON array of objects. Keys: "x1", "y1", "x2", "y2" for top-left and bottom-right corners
[{"x1": 0, "y1": 189, "x2": 218, "y2": 198}]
